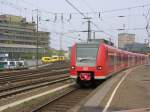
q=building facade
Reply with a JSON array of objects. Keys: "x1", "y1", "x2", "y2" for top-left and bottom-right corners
[
  {"x1": 0, "y1": 14, "x2": 50, "y2": 59},
  {"x1": 118, "y1": 33, "x2": 135, "y2": 48}
]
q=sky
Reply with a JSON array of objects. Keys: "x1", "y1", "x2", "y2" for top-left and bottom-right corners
[{"x1": 0, "y1": 0, "x2": 150, "y2": 50}]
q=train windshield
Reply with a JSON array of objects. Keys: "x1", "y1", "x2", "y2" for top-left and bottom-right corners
[{"x1": 76, "y1": 47, "x2": 98, "y2": 66}]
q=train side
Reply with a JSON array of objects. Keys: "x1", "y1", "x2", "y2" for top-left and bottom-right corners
[{"x1": 70, "y1": 43, "x2": 148, "y2": 86}]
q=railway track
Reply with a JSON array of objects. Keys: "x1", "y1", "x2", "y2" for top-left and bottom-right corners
[
  {"x1": 0, "y1": 61, "x2": 69, "y2": 77},
  {"x1": 0, "y1": 68, "x2": 69, "y2": 91},
  {"x1": 31, "y1": 87, "x2": 94, "y2": 112},
  {"x1": 0, "y1": 62, "x2": 69, "y2": 85},
  {"x1": 0, "y1": 76, "x2": 70, "y2": 99},
  {"x1": 0, "y1": 68, "x2": 68, "y2": 85},
  {"x1": 0, "y1": 62, "x2": 70, "y2": 99}
]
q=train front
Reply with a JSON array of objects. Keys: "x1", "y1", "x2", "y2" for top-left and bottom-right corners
[{"x1": 70, "y1": 43, "x2": 103, "y2": 86}]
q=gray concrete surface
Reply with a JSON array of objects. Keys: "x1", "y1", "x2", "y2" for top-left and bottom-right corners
[
  {"x1": 76, "y1": 65, "x2": 150, "y2": 112},
  {"x1": 108, "y1": 65, "x2": 150, "y2": 111}
]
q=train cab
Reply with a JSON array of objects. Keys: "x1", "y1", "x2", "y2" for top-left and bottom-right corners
[
  {"x1": 70, "y1": 42, "x2": 104, "y2": 86},
  {"x1": 0, "y1": 60, "x2": 25, "y2": 69},
  {"x1": 41, "y1": 57, "x2": 52, "y2": 63},
  {"x1": 70, "y1": 41, "x2": 148, "y2": 86}
]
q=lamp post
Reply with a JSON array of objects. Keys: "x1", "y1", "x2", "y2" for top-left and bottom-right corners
[
  {"x1": 32, "y1": 9, "x2": 39, "y2": 69},
  {"x1": 36, "y1": 9, "x2": 39, "y2": 69}
]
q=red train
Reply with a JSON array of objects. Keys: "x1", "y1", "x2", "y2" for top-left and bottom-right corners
[{"x1": 70, "y1": 41, "x2": 148, "y2": 86}]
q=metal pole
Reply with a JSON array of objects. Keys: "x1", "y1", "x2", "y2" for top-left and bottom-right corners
[
  {"x1": 36, "y1": 9, "x2": 39, "y2": 69},
  {"x1": 59, "y1": 35, "x2": 62, "y2": 56},
  {"x1": 59, "y1": 21, "x2": 64, "y2": 58},
  {"x1": 93, "y1": 31, "x2": 95, "y2": 39},
  {"x1": 87, "y1": 19, "x2": 91, "y2": 42},
  {"x1": 83, "y1": 17, "x2": 92, "y2": 42},
  {"x1": 109, "y1": 38, "x2": 112, "y2": 46}
]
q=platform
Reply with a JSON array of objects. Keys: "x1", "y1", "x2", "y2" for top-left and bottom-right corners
[{"x1": 76, "y1": 65, "x2": 150, "y2": 112}]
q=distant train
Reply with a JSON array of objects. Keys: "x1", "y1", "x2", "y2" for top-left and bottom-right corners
[
  {"x1": 41, "y1": 55, "x2": 65, "y2": 64},
  {"x1": 0, "y1": 60, "x2": 25, "y2": 70},
  {"x1": 70, "y1": 41, "x2": 148, "y2": 86}
]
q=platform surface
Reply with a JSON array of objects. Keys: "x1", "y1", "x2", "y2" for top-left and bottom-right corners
[{"x1": 77, "y1": 65, "x2": 150, "y2": 112}]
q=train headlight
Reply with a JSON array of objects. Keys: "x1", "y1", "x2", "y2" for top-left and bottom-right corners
[
  {"x1": 71, "y1": 66, "x2": 75, "y2": 70},
  {"x1": 97, "y1": 66, "x2": 102, "y2": 70}
]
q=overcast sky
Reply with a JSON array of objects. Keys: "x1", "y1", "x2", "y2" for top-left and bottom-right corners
[{"x1": 0, "y1": 0, "x2": 150, "y2": 50}]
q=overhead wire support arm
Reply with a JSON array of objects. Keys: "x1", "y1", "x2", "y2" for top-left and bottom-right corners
[
  {"x1": 87, "y1": 19, "x2": 91, "y2": 41},
  {"x1": 83, "y1": 17, "x2": 92, "y2": 42},
  {"x1": 65, "y1": 0, "x2": 116, "y2": 42},
  {"x1": 65, "y1": 0, "x2": 92, "y2": 42}
]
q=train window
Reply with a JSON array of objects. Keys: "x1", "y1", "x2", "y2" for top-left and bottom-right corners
[
  {"x1": 118, "y1": 53, "x2": 122, "y2": 64},
  {"x1": 53, "y1": 57, "x2": 58, "y2": 59},
  {"x1": 45, "y1": 58, "x2": 50, "y2": 60},
  {"x1": 108, "y1": 52, "x2": 115, "y2": 66},
  {"x1": 76, "y1": 47, "x2": 98, "y2": 66},
  {"x1": 0, "y1": 62, "x2": 6, "y2": 66},
  {"x1": 116, "y1": 54, "x2": 119, "y2": 65},
  {"x1": 10, "y1": 61, "x2": 15, "y2": 66}
]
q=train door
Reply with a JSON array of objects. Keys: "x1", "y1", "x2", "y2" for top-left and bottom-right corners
[
  {"x1": 118, "y1": 53, "x2": 121, "y2": 70},
  {"x1": 140, "y1": 56, "x2": 142, "y2": 64},
  {"x1": 116, "y1": 52, "x2": 119, "y2": 70},
  {"x1": 107, "y1": 49, "x2": 116, "y2": 72},
  {"x1": 128, "y1": 55, "x2": 131, "y2": 67},
  {"x1": 9, "y1": 61, "x2": 16, "y2": 69},
  {"x1": 114, "y1": 52, "x2": 117, "y2": 72},
  {"x1": 132, "y1": 55, "x2": 135, "y2": 66},
  {"x1": 124, "y1": 54, "x2": 127, "y2": 67},
  {"x1": 120, "y1": 54, "x2": 124, "y2": 68}
]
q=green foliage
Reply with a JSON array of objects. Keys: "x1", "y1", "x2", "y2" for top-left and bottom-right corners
[
  {"x1": 20, "y1": 53, "x2": 43, "y2": 59},
  {"x1": 47, "y1": 50, "x2": 65, "y2": 56}
]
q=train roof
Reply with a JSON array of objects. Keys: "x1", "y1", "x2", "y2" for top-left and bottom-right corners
[
  {"x1": 75, "y1": 41, "x2": 147, "y2": 57},
  {"x1": 77, "y1": 39, "x2": 114, "y2": 46},
  {"x1": 104, "y1": 44, "x2": 147, "y2": 56},
  {"x1": 77, "y1": 42, "x2": 99, "y2": 48}
]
